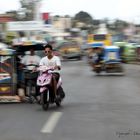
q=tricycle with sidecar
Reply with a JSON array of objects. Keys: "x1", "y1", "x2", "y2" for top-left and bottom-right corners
[
  {"x1": 104, "y1": 46, "x2": 124, "y2": 74},
  {"x1": 0, "y1": 48, "x2": 20, "y2": 102},
  {"x1": 89, "y1": 45, "x2": 124, "y2": 75},
  {"x1": 12, "y1": 41, "x2": 46, "y2": 103}
]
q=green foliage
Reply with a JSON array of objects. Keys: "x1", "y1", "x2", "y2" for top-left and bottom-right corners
[{"x1": 74, "y1": 11, "x2": 93, "y2": 25}]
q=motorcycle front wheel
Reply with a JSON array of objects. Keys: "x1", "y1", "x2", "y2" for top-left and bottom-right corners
[
  {"x1": 55, "y1": 99, "x2": 61, "y2": 107},
  {"x1": 41, "y1": 90, "x2": 49, "y2": 111}
]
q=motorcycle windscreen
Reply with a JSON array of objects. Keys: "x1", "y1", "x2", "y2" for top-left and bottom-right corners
[{"x1": 37, "y1": 74, "x2": 52, "y2": 86}]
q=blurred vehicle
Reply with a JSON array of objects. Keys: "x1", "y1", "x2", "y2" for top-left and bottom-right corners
[
  {"x1": 53, "y1": 47, "x2": 61, "y2": 57},
  {"x1": 89, "y1": 45, "x2": 124, "y2": 74},
  {"x1": 113, "y1": 41, "x2": 127, "y2": 62},
  {"x1": 104, "y1": 46, "x2": 124, "y2": 73},
  {"x1": 87, "y1": 34, "x2": 112, "y2": 46},
  {"x1": 87, "y1": 42, "x2": 104, "y2": 59},
  {"x1": 58, "y1": 41, "x2": 82, "y2": 60},
  {"x1": 114, "y1": 42, "x2": 137, "y2": 63},
  {"x1": 122, "y1": 43, "x2": 137, "y2": 63},
  {"x1": 37, "y1": 66, "x2": 64, "y2": 111},
  {"x1": 136, "y1": 45, "x2": 140, "y2": 61},
  {"x1": 12, "y1": 41, "x2": 46, "y2": 102},
  {"x1": 112, "y1": 34, "x2": 126, "y2": 43},
  {"x1": 90, "y1": 48, "x2": 104, "y2": 74}
]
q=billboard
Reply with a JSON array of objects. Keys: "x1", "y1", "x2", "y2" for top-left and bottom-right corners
[
  {"x1": 42, "y1": 12, "x2": 52, "y2": 25},
  {"x1": 7, "y1": 21, "x2": 44, "y2": 31}
]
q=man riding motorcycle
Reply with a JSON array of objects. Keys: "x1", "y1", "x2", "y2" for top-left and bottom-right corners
[
  {"x1": 36, "y1": 44, "x2": 65, "y2": 103},
  {"x1": 89, "y1": 47, "x2": 104, "y2": 72},
  {"x1": 19, "y1": 48, "x2": 41, "y2": 101}
]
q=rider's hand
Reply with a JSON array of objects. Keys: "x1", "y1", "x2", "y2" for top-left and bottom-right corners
[
  {"x1": 19, "y1": 64, "x2": 24, "y2": 70},
  {"x1": 48, "y1": 70, "x2": 53, "y2": 74},
  {"x1": 54, "y1": 66, "x2": 61, "y2": 70}
]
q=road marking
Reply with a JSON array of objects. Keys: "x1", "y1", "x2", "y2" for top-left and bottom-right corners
[{"x1": 41, "y1": 112, "x2": 62, "y2": 133}]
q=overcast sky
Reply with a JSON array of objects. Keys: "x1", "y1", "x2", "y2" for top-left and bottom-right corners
[{"x1": 1, "y1": 0, "x2": 140, "y2": 22}]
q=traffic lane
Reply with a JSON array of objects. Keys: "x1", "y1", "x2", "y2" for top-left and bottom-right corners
[
  {"x1": 61, "y1": 62, "x2": 140, "y2": 104},
  {"x1": 0, "y1": 62, "x2": 82, "y2": 140},
  {"x1": 49, "y1": 62, "x2": 140, "y2": 140},
  {"x1": 0, "y1": 103, "x2": 64, "y2": 140},
  {"x1": 0, "y1": 62, "x2": 140, "y2": 140}
]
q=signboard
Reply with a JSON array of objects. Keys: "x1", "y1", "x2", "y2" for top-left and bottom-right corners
[
  {"x1": 0, "y1": 16, "x2": 13, "y2": 23},
  {"x1": 0, "y1": 14, "x2": 13, "y2": 23},
  {"x1": 7, "y1": 21, "x2": 44, "y2": 31}
]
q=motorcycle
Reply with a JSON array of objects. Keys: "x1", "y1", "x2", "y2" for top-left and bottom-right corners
[
  {"x1": 93, "y1": 62, "x2": 104, "y2": 74},
  {"x1": 37, "y1": 66, "x2": 64, "y2": 110},
  {"x1": 89, "y1": 45, "x2": 124, "y2": 75},
  {"x1": 23, "y1": 64, "x2": 39, "y2": 103}
]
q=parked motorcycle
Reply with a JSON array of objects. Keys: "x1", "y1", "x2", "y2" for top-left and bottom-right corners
[{"x1": 37, "y1": 66, "x2": 64, "y2": 110}]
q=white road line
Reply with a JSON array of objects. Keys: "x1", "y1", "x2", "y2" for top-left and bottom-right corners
[{"x1": 41, "y1": 112, "x2": 62, "y2": 133}]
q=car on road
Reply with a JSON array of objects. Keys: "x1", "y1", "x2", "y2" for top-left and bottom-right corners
[{"x1": 58, "y1": 41, "x2": 82, "y2": 60}]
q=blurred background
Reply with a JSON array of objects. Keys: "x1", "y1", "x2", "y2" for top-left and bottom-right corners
[
  {"x1": 0, "y1": 0, "x2": 139, "y2": 58},
  {"x1": 0, "y1": 0, "x2": 140, "y2": 63},
  {"x1": 1, "y1": 1, "x2": 140, "y2": 140}
]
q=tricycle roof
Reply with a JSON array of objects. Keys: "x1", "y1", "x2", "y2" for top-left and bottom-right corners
[{"x1": 104, "y1": 46, "x2": 119, "y2": 49}]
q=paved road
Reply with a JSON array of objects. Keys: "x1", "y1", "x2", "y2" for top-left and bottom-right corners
[{"x1": 0, "y1": 60, "x2": 140, "y2": 140}]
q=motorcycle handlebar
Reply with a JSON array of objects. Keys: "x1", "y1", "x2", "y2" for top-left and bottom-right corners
[{"x1": 37, "y1": 66, "x2": 54, "y2": 72}]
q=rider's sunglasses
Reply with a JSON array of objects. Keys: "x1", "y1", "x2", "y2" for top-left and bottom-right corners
[{"x1": 45, "y1": 50, "x2": 51, "y2": 53}]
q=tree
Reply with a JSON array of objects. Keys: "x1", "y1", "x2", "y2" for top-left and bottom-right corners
[
  {"x1": 64, "y1": 15, "x2": 70, "y2": 18},
  {"x1": 113, "y1": 19, "x2": 129, "y2": 32},
  {"x1": 74, "y1": 11, "x2": 93, "y2": 25}
]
